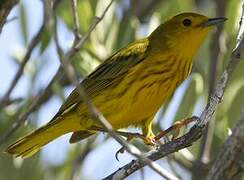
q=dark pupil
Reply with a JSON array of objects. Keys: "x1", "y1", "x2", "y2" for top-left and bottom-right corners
[{"x1": 183, "y1": 19, "x2": 192, "y2": 26}]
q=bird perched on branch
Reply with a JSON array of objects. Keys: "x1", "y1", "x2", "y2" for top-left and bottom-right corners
[{"x1": 6, "y1": 12, "x2": 226, "y2": 158}]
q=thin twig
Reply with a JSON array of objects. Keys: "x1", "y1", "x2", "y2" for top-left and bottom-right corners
[
  {"x1": 0, "y1": 0, "x2": 62, "y2": 144},
  {"x1": 70, "y1": 136, "x2": 97, "y2": 180},
  {"x1": 236, "y1": 4, "x2": 244, "y2": 46},
  {"x1": 0, "y1": 76, "x2": 56, "y2": 144},
  {"x1": 70, "y1": 0, "x2": 81, "y2": 40},
  {"x1": 140, "y1": 167, "x2": 145, "y2": 180},
  {"x1": 5, "y1": 16, "x2": 18, "y2": 24},
  {"x1": 0, "y1": 0, "x2": 62, "y2": 109},
  {"x1": 0, "y1": 97, "x2": 24, "y2": 108},
  {"x1": 0, "y1": 23, "x2": 45, "y2": 108},
  {"x1": 0, "y1": 0, "x2": 19, "y2": 34},
  {"x1": 167, "y1": 156, "x2": 183, "y2": 180}
]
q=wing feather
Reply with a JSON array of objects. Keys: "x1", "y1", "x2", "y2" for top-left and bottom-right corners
[{"x1": 55, "y1": 38, "x2": 150, "y2": 117}]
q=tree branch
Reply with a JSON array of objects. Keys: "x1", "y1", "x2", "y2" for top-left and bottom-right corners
[
  {"x1": 103, "y1": 4, "x2": 244, "y2": 180},
  {"x1": 0, "y1": 0, "x2": 63, "y2": 109},
  {"x1": 198, "y1": 0, "x2": 227, "y2": 166},
  {"x1": 0, "y1": 0, "x2": 62, "y2": 144},
  {"x1": 0, "y1": 23, "x2": 45, "y2": 108},
  {"x1": 206, "y1": 111, "x2": 244, "y2": 180},
  {"x1": 0, "y1": 0, "x2": 19, "y2": 34}
]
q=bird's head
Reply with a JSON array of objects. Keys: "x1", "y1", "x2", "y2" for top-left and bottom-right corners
[{"x1": 149, "y1": 12, "x2": 227, "y2": 58}]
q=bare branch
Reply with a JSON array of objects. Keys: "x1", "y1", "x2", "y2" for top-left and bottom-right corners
[
  {"x1": 67, "y1": 0, "x2": 113, "y2": 57},
  {"x1": 0, "y1": 23, "x2": 45, "y2": 107},
  {"x1": 0, "y1": 1, "x2": 62, "y2": 144},
  {"x1": 237, "y1": 4, "x2": 244, "y2": 46},
  {"x1": 0, "y1": 0, "x2": 19, "y2": 34},
  {"x1": 0, "y1": 97, "x2": 23, "y2": 108},
  {"x1": 0, "y1": 75, "x2": 55, "y2": 144},
  {"x1": 70, "y1": 0, "x2": 81, "y2": 40},
  {"x1": 0, "y1": 0, "x2": 63, "y2": 109}
]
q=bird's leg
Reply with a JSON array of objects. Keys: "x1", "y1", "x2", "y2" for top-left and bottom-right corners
[
  {"x1": 154, "y1": 116, "x2": 197, "y2": 141},
  {"x1": 113, "y1": 128, "x2": 156, "y2": 161},
  {"x1": 142, "y1": 119, "x2": 156, "y2": 145},
  {"x1": 115, "y1": 135, "x2": 133, "y2": 161},
  {"x1": 89, "y1": 126, "x2": 153, "y2": 160},
  {"x1": 113, "y1": 129, "x2": 156, "y2": 161}
]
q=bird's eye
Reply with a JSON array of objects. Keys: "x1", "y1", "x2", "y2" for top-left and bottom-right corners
[{"x1": 182, "y1": 19, "x2": 192, "y2": 26}]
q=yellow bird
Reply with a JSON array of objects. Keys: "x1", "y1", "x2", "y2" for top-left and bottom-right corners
[{"x1": 6, "y1": 13, "x2": 226, "y2": 158}]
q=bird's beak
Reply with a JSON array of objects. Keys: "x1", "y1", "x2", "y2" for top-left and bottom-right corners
[{"x1": 201, "y1": 17, "x2": 227, "y2": 27}]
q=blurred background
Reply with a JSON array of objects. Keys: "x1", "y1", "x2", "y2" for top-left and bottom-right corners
[{"x1": 0, "y1": 0, "x2": 243, "y2": 179}]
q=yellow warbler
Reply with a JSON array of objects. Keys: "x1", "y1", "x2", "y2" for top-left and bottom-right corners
[{"x1": 6, "y1": 13, "x2": 226, "y2": 158}]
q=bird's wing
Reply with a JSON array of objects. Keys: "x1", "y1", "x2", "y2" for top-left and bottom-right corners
[{"x1": 54, "y1": 38, "x2": 150, "y2": 118}]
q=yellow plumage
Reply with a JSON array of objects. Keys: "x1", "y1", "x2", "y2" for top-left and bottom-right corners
[{"x1": 6, "y1": 12, "x2": 226, "y2": 158}]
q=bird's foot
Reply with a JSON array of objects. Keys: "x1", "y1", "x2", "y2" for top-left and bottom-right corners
[
  {"x1": 114, "y1": 132, "x2": 156, "y2": 161},
  {"x1": 114, "y1": 131, "x2": 143, "y2": 161},
  {"x1": 154, "y1": 116, "x2": 197, "y2": 141}
]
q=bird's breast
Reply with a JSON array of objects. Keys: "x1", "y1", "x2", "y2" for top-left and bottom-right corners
[{"x1": 91, "y1": 55, "x2": 192, "y2": 129}]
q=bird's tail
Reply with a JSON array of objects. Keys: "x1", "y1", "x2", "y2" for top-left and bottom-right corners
[{"x1": 6, "y1": 117, "x2": 74, "y2": 158}]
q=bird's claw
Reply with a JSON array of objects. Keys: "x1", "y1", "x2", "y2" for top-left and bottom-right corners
[
  {"x1": 143, "y1": 136, "x2": 156, "y2": 146},
  {"x1": 115, "y1": 146, "x2": 126, "y2": 161},
  {"x1": 114, "y1": 133, "x2": 156, "y2": 161}
]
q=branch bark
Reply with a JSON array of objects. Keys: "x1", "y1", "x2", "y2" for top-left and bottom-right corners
[{"x1": 207, "y1": 111, "x2": 244, "y2": 180}]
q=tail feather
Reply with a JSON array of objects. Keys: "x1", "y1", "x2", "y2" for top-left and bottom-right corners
[
  {"x1": 6, "y1": 118, "x2": 72, "y2": 158},
  {"x1": 69, "y1": 131, "x2": 95, "y2": 143}
]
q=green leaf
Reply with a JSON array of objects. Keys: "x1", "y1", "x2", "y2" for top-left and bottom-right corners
[
  {"x1": 57, "y1": 0, "x2": 94, "y2": 33},
  {"x1": 19, "y1": 2, "x2": 28, "y2": 45},
  {"x1": 39, "y1": 27, "x2": 51, "y2": 53}
]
